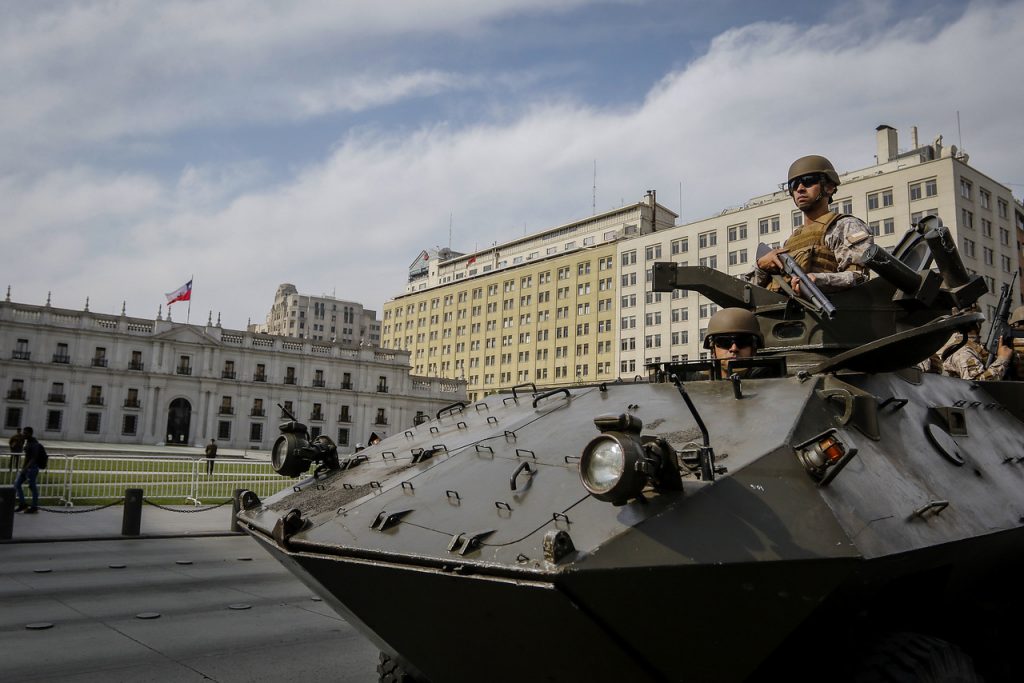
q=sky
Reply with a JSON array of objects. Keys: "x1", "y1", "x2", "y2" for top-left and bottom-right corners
[{"x1": 2, "y1": 0, "x2": 1023, "y2": 330}]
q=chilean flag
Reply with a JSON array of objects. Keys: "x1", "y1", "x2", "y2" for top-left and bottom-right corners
[{"x1": 165, "y1": 280, "x2": 193, "y2": 305}]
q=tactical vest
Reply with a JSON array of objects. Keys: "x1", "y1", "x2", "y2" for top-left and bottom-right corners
[{"x1": 767, "y1": 211, "x2": 845, "y2": 292}]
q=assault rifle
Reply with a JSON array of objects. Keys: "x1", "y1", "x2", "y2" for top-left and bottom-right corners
[
  {"x1": 985, "y1": 270, "x2": 1020, "y2": 367},
  {"x1": 756, "y1": 243, "x2": 837, "y2": 319}
]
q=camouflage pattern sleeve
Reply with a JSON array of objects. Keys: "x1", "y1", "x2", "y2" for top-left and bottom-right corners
[
  {"x1": 942, "y1": 341, "x2": 1009, "y2": 380},
  {"x1": 745, "y1": 267, "x2": 772, "y2": 288},
  {"x1": 813, "y1": 216, "x2": 874, "y2": 290}
]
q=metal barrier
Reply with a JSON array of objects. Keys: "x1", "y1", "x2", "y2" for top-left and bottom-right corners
[{"x1": 0, "y1": 454, "x2": 284, "y2": 506}]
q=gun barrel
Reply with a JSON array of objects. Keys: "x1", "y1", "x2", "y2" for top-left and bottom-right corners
[
  {"x1": 859, "y1": 244, "x2": 923, "y2": 293},
  {"x1": 924, "y1": 224, "x2": 972, "y2": 289}
]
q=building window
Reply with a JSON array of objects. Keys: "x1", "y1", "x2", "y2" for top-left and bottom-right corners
[
  {"x1": 122, "y1": 414, "x2": 138, "y2": 435},
  {"x1": 698, "y1": 231, "x2": 717, "y2": 248},
  {"x1": 250, "y1": 423, "x2": 263, "y2": 442},
  {"x1": 53, "y1": 342, "x2": 70, "y2": 364},
  {"x1": 962, "y1": 238, "x2": 976, "y2": 258},
  {"x1": 671, "y1": 238, "x2": 688, "y2": 254},
  {"x1": 621, "y1": 250, "x2": 636, "y2": 266},
  {"x1": 13, "y1": 338, "x2": 30, "y2": 361},
  {"x1": 5, "y1": 407, "x2": 22, "y2": 429},
  {"x1": 909, "y1": 183, "x2": 922, "y2": 201},
  {"x1": 46, "y1": 410, "x2": 62, "y2": 432},
  {"x1": 85, "y1": 412, "x2": 101, "y2": 433},
  {"x1": 867, "y1": 193, "x2": 879, "y2": 210},
  {"x1": 124, "y1": 388, "x2": 140, "y2": 408},
  {"x1": 375, "y1": 408, "x2": 388, "y2": 425},
  {"x1": 285, "y1": 367, "x2": 297, "y2": 384},
  {"x1": 341, "y1": 372, "x2": 352, "y2": 389},
  {"x1": 337, "y1": 428, "x2": 350, "y2": 446},
  {"x1": 87, "y1": 385, "x2": 104, "y2": 406},
  {"x1": 792, "y1": 212, "x2": 803, "y2": 228},
  {"x1": 881, "y1": 189, "x2": 893, "y2": 207},
  {"x1": 961, "y1": 209, "x2": 973, "y2": 230},
  {"x1": 129, "y1": 350, "x2": 143, "y2": 371},
  {"x1": 925, "y1": 179, "x2": 937, "y2": 197},
  {"x1": 960, "y1": 178, "x2": 972, "y2": 199},
  {"x1": 644, "y1": 245, "x2": 662, "y2": 260},
  {"x1": 727, "y1": 224, "x2": 747, "y2": 241},
  {"x1": 868, "y1": 221, "x2": 880, "y2": 236},
  {"x1": 883, "y1": 218, "x2": 895, "y2": 235},
  {"x1": 177, "y1": 355, "x2": 192, "y2": 375},
  {"x1": 983, "y1": 247, "x2": 994, "y2": 266}
]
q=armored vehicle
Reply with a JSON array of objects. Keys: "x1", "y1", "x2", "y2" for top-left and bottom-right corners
[{"x1": 237, "y1": 217, "x2": 1024, "y2": 681}]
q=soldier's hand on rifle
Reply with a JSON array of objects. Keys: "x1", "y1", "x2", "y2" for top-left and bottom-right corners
[
  {"x1": 997, "y1": 336, "x2": 1013, "y2": 362},
  {"x1": 756, "y1": 247, "x2": 787, "y2": 274},
  {"x1": 791, "y1": 272, "x2": 816, "y2": 297}
]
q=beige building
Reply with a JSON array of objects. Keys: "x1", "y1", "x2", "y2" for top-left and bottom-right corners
[
  {"x1": 382, "y1": 195, "x2": 677, "y2": 401},
  {"x1": 383, "y1": 125, "x2": 1023, "y2": 399},
  {"x1": 254, "y1": 283, "x2": 380, "y2": 345},
  {"x1": 0, "y1": 296, "x2": 463, "y2": 450}
]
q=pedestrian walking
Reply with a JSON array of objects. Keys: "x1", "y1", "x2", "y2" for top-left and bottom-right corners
[
  {"x1": 8, "y1": 427, "x2": 25, "y2": 471},
  {"x1": 205, "y1": 438, "x2": 218, "y2": 476},
  {"x1": 14, "y1": 427, "x2": 46, "y2": 513}
]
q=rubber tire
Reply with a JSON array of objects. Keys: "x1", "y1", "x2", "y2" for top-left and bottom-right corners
[
  {"x1": 377, "y1": 652, "x2": 422, "y2": 683},
  {"x1": 855, "y1": 632, "x2": 982, "y2": 683}
]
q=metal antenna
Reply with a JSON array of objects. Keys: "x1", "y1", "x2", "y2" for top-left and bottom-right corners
[
  {"x1": 956, "y1": 111, "x2": 963, "y2": 155},
  {"x1": 592, "y1": 160, "x2": 597, "y2": 215}
]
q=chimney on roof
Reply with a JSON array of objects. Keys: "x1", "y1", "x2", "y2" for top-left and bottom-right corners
[
  {"x1": 911, "y1": 126, "x2": 919, "y2": 150},
  {"x1": 876, "y1": 124, "x2": 898, "y2": 163}
]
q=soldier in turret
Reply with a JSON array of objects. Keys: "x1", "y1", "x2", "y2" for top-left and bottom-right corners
[
  {"x1": 1006, "y1": 306, "x2": 1024, "y2": 380},
  {"x1": 942, "y1": 317, "x2": 1012, "y2": 380},
  {"x1": 703, "y1": 308, "x2": 771, "y2": 378},
  {"x1": 752, "y1": 155, "x2": 874, "y2": 297}
]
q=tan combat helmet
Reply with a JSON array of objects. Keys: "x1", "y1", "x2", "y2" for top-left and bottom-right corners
[
  {"x1": 787, "y1": 155, "x2": 841, "y2": 186},
  {"x1": 1010, "y1": 306, "x2": 1024, "y2": 327},
  {"x1": 703, "y1": 308, "x2": 764, "y2": 349}
]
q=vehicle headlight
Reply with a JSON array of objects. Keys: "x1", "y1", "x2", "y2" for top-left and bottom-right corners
[{"x1": 579, "y1": 433, "x2": 647, "y2": 504}]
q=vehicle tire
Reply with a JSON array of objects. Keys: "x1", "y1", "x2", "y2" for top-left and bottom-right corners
[
  {"x1": 377, "y1": 651, "x2": 423, "y2": 683},
  {"x1": 855, "y1": 632, "x2": 982, "y2": 683}
]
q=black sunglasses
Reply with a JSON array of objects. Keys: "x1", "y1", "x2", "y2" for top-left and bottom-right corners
[
  {"x1": 712, "y1": 335, "x2": 755, "y2": 350},
  {"x1": 788, "y1": 173, "x2": 822, "y2": 193}
]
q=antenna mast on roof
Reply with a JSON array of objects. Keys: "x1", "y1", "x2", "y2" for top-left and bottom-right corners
[
  {"x1": 449, "y1": 213, "x2": 453, "y2": 250},
  {"x1": 592, "y1": 160, "x2": 597, "y2": 215}
]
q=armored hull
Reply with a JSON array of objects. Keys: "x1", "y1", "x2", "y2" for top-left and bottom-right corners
[{"x1": 239, "y1": 371, "x2": 1024, "y2": 681}]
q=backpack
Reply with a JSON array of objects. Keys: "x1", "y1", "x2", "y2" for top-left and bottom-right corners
[{"x1": 34, "y1": 443, "x2": 48, "y2": 470}]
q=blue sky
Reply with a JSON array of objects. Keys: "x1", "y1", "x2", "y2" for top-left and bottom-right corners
[{"x1": 2, "y1": 0, "x2": 1022, "y2": 329}]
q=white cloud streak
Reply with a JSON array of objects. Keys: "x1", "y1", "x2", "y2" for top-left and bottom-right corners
[{"x1": 2, "y1": 1, "x2": 1023, "y2": 329}]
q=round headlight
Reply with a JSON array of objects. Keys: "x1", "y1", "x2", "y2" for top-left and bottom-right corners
[
  {"x1": 271, "y1": 433, "x2": 310, "y2": 477},
  {"x1": 581, "y1": 437, "x2": 625, "y2": 494}
]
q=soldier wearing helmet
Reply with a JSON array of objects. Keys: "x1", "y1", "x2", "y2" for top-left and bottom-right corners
[
  {"x1": 702, "y1": 308, "x2": 770, "y2": 378},
  {"x1": 752, "y1": 155, "x2": 874, "y2": 297},
  {"x1": 942, "y1": 312, "x2": 1012, "y2": 381},
  {"x1": 1006, "y1": 305, "x2": 1024, "y2": 380}
]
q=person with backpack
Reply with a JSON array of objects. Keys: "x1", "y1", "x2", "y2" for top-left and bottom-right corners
[{"x1": 14, "y1": 426, "x2": 46, "y2": 514}]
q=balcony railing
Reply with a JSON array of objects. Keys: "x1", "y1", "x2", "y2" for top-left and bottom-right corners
[
  {"x1": 284, "y1": 377, "x2": 297, "y2": 385},
  {"x1": 253, "y1": 373, "x2": 267, "y2": 382},
  {"x1": 128, "y1": 360, "x2": 144, "y2": 371},
  {"x1": 91, "y1": 358, "x2": 108, "y2": 367},
  {"x1": 86, "y1": 396, "x2": 105, "y2": 406},
  {"x1": 218, "y1": 406, "x2": 235, "y2": 415},
  {"x1": 250, "y1": 408, "x2": 266, "y2": 417},
  {"x1": 7, "y1": 389, "x2": 26, "y2": 400},
  {"x1": 52, "y1": 354, "x2": 70, "y2": 364},
  {"x1": 377, "y1": 386, "x2": 389, "y2": 393},
  {"x1": 222, "y1": 370, "x2": 237, "y2": 379},
  {"x1": 337, "y1": 413, "x2": 351, "y2": 423},
  {"x1": 176, "y1": 366, "x2": 192, "y2": 376},
  {"x1": 12, "y1": 350, "x2": 30, "y2": 360},
  {"x1": 340, "y1": 382, "x2": 352, "y2": 390},
  {"x1": 123, "y1": 399, "x2": 141, "y2": 408},
  {"x1": 312, "y1": 379, "x2": 326, "y2": 387},
  {"x1": 374, "y1": 417, "x2": 389, "y2": 426},
  {"x1": 310, "y1": 412, "x2": 324, "y2": 422},
  {"x1": 48, "y1": 393, "x2": 66, "y2": 403}
]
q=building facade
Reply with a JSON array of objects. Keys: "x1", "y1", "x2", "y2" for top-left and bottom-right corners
[
  {"x1": 382, "y1": 195, "x2": 678, "y2": 401},
  {"x1": 254, "y1": 283, "x2": 381, "y2": 346},
  {"x1": 0, "y1": 299, "x2": 464, "y2": 450},
  {"x1": 382, "y1": 125, "x2": 1023, "y2": 400}
]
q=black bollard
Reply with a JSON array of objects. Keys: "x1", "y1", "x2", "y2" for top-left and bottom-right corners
[
  {"x1": 0, "y1": 486, "x2": 15, "y2": 541},
  {"x1": 231, "y1": 488, "x2": 245, "y2": 532},
  {"x1": 122, "y1": 488, "x2": 143, "y2": 536}
]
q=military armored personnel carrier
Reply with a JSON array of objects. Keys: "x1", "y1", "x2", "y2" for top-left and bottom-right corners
[{"x1": 237, "y1": 217, "x2": 1024, "y2": 681}]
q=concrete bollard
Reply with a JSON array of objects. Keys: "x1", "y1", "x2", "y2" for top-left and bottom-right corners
[
  {"x1": 122, "y1": 487, "x2": 143, "y2": 536},
  {"x1": 0, "y1": 486, "x2": 15, "y2": 541},
  {"x1": 231, "y1": 488, "x2": 245, "y2": 532}
]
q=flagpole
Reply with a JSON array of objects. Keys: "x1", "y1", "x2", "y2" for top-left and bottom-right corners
[{"x1": 187, "y1": 273, "x2": 193, "y2": 325}]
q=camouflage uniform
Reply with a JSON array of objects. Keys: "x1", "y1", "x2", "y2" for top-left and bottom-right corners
[
  {"x1": 942, "y1": 336, "x2": 1009, "y2": 380},
  {"x1": 750, "y1": 215, "x2": 874, "y2": 290},
  {"x1": 1007, "y1": 338, "x2": 1024, "y2": 381}
]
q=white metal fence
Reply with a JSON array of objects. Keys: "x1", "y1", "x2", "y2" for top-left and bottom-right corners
[{"x1": 0, "y1": 454, "x2": 286, "y2": 505}]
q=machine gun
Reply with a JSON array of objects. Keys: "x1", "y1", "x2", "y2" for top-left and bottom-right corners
[
  {"x1": 985, "y1": 271, "x2": 1020, "y2": 367},
  {"x1": 756, "y1": 243, "x2": 837, "y2": 319}
]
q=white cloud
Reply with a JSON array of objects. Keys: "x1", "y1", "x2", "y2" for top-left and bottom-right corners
[{"x1": 2, "y1": 1, "x2": 1023, "y2": 329}]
